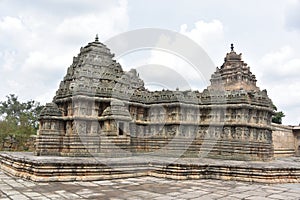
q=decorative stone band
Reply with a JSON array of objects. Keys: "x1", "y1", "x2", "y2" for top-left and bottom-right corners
[{"x1": 1, "y1": 152, "x2": 299, "y2": 183}]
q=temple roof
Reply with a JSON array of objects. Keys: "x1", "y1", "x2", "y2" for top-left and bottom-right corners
[
  {"x1": 51, "y1": 38, "x2": 271, "y2": 108},
  {"x1": 101, "y1": 100, "x2": 131, "y2": 121},
  {"x1": 39, "y1": 103, "x2": 62, "y2": 117},
  {"x1": 54, "y1": 35, "x2": 146, "y2": 101},
  {"x1": 208, "y1": 44, "x2": 259, "y2": 91},
  {"x1": 79, "y1": 34, "x2": 114, "y2": 57},
  {"x1": 224, "y1": 44, "x2": 242, "y2": 62}
]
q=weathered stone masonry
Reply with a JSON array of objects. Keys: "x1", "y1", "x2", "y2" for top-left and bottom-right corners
[{"x1": 35, "y1": 37, "x2": 274, "y2": 161}]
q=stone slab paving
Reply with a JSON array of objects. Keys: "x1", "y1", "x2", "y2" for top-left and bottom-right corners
[{"x1": 1, "y1": 170, "x2": 300, "y2": 200}]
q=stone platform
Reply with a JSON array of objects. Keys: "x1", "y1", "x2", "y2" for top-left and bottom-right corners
[
  {"x1": 2, "y1": 171, "x2": 300, "y2": 199},
  {"x1": 1, "y1": 152, "x2": 300, "y2": 184}
]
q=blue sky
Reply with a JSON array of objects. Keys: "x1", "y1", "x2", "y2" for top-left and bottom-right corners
[{"x1": 0, "y1": 0, "x2": 299, "y2": 125}]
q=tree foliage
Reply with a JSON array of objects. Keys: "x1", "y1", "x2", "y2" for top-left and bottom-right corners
[
  {"x1": 0, "y1": 94, "x2": 43, "y2": 151},
  {"x1": 272, "y1": 104, "x2": 285, "y2": 124}
]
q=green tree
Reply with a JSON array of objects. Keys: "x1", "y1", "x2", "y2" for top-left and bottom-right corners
[
  {"x1": 272, "y1": 104, "x2": 285, "y2": 124},
  {"x1": 0, "y1": 94, "x2": 43, "y2": 150}
]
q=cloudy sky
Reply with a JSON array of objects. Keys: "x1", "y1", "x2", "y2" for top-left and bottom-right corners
[{"x1": 0, "y1": 0, "x2": 300, "y2": 125}]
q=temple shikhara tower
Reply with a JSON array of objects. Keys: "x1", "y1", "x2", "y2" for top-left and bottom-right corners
[{"x1": 35, "y1": 37, "x2": 274, "y2": 161}]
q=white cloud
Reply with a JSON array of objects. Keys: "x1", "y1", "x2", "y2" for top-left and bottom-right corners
[
  {"x1": 0, "y1": 0, "x2": 129, "y2": 104},
  {"x1": 117, "y1": 43, "x2": 198, "y2": 91},
  {"x1": 266, "y1": 83, "x2": 300, "y2": 125},
  {"x1": 180, "y1": 20, "x2": 224, "y2": 49},
  {"x1": 261, "y1": 46, "x2": 293, "y2": 66},
  {"x1": 259, "y1": 46, "x2": 300, "y2": 80},
  {"x1": 0, "y1": 16, "x2": 24, "y2": 30},
  {"x1": 0, "y1": 50, "x2": 17, "y2": 71},
  {"x1": 280, "y1": 58, "x2": 300, "y2": 77},
  {"x1": 259, "y1": 46, "x2": 300, "y2": 125},
  {"x1": 285, "y1": 0, "x2": 300, "y2": 31},
  {"x1": 118, "y1": 20, "x2": 224, "y2": 91},
  {"x1": 180, "y1": 20, "x2": 225, "y2": 63},
  {"x1": 55, "y1": 0, "x2": 129, "y2": 43},
  {"x1": 146, "y1": 50, "x2": 200, "y2": 90},
  {"x1": 23, "y1": 51, "x2": 49, "y2": 70}
]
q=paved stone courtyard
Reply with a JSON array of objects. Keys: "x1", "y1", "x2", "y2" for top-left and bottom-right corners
[{"x1": 1, "y1": 170, "x2": 300, "y2": 200}]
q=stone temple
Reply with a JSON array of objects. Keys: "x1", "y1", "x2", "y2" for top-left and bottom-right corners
[
  {"x1": 1, "y1": 36, "x2": 300, "y2": 183},
  {"x1": 35, "y1": 37, "x2": 274, "y2": 161}
]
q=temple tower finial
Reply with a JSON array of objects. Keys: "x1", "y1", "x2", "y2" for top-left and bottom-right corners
[
  {"x1": 95, "y1": 34, "x2": 99, "y2": 42},
  {"x1": 231, "y1": 43, "x2": 234, "y2": 52}
]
